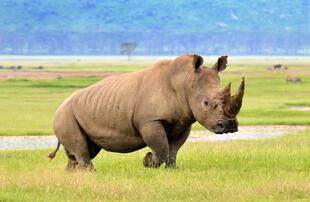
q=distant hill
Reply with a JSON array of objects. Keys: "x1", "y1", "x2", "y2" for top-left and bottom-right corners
[{"x1": 0, "y1": 0, "x2": 309, "y2": 55}]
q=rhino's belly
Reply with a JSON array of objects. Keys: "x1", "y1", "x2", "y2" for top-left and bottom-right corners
[{"x1": 88, "y1": 129, "x2": 146, "y2": 153}]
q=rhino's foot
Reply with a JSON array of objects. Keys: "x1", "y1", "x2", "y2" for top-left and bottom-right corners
[
  {"x1": 66, "y1": 160, "x2": 95, "y2": 172},
  {"x1": 66, "y1": 159, "x2": 78, "y2": 171},
  {"x1": 143, "y1": 152, "x2": 161, "y2": 168},
  {"x1": 76, "y1": 162, "x2": 96, "y2": 172},
  {"x1": 166, "y1": 157, "x2": 176, "y2": 168}
]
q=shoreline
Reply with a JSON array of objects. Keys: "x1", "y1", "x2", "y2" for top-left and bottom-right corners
[{"x1": 0, "y1": 125, "x2": 307, "y2": 150}]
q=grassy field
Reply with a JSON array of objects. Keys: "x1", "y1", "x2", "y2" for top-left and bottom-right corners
[
  {"x1": 0, "y1": 130, "x2": 309, "y2": 201},
  {"x1": 1, "y1": 56, "x2": 310, "y2": 72},
  {"x1": 0, "y1": 56, "x2": 152, "y2": 72},
  {"x1": 0, "y1": 57, "x2": 310, "y2": 135}
]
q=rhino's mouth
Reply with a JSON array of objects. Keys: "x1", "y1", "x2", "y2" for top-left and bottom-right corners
[
  {"x1": 211, "y1": 119, "x2": 238, "y2": 134},
  {"x1": 213, "y1": 127, "x2": 238, "y2": 134}
]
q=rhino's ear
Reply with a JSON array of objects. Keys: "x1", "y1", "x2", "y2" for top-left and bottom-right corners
[
  {"x1": 212, "y1": 56, "x2": 228, "y2": 72},
  {"x1": 193, "y1": 54, "x2": 204, "y2": 73}
]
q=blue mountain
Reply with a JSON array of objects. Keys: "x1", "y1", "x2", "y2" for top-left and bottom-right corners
[{"x1": 0, "y1": 0, "x2": 309, "y2": 55}]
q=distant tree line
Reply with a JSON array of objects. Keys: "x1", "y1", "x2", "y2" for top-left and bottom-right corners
[{"x1": 0, "y1": 31, "x2": 309, "y2": 55}]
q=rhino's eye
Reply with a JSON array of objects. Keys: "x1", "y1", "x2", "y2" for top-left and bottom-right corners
[{"x1": 204, "y1": 101, "x2": 209, "y2": 107}]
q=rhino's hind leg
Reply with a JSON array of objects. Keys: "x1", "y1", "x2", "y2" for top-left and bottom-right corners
[
  {"x1": 54, "y1": 104, "x2": 95, "y2": 171},
  {"x1": 62, "y1": 137, "x2": 95, "y2": 171},
  {"x1": 65, "y1": 149, "x2": 78, "y2": 171},
  {"x1": 140, "y1": 121, "x2": 169, "y2": 168},
  {"x1": 85, "y1": 135, "x2": 101, "y2": 160}
]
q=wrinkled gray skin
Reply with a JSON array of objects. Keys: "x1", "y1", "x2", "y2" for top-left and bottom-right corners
[{"x1": 50, "y1": 54, "x2": 245, "y2": 170}]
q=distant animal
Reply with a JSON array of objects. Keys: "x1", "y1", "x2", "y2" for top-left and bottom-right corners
[
  {"x1": 273, "y1": 64, "x2": 282, "y2": 70},
  {"x1": 9, "y1": 65, "x2": 22, "y2": 70},
  {"x1": 49, "y1": 54, "x2": 245, "y2": 171},
  {"x1": 286, "y1": 76, "x2": 302, "y2": 83}
]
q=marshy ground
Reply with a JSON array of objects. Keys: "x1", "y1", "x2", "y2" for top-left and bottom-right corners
[{"x1": 0, "y1": 125, "x2": 307, "y2": 150}]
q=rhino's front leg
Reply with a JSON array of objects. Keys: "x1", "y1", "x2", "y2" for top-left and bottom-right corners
[
  {"x1": 139, "y1": 121, "x2": 169, "y2": 168},
  {"x1": 167, "y1": 126, "x2": 191, "y2": 168}
]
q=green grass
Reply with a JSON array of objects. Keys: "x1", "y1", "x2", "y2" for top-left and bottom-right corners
[
  {"x1": 0, "y1": 130, "x2": 309, "y2": 201},
  {"x1": 0, "y1": 59, "x2": 310, "y2": 135},
  {"x1": 0, "y1": 78, "x2": 100, "y2": 136},
  {"x1": 37, "y1": 63, "x2": 146, "y2": 72},
  {"x1": 0, "y1": 59, "x2": 150, "y2": 72}
]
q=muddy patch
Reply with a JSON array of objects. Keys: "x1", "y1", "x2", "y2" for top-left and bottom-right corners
[{"x1": 0, "y1": 126, "x2": 307, "y2": 150}]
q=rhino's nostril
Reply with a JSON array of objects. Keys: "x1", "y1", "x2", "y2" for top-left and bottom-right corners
[
  {"x1": 228, "y1": 120, "x2": 235, "y2": 125},
  {"x1": 217, "y1": 122, "x2": 224, "y2": 128}
]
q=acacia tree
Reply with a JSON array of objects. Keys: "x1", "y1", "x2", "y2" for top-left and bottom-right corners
[{"x1": 120, "y1": 42, "x2": 138, "y2": 60}]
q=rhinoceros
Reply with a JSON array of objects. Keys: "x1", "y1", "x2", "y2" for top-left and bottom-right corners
[{"x1": 49, "y1": 54, "x2": 245, "y2": 170}]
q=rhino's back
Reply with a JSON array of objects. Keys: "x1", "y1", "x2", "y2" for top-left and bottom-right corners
[{"x1": 70, "y1": 72, "x2": 145, "y2": 152}]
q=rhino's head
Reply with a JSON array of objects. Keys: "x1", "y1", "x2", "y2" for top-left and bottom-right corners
[{"x1": 186, "y1": 54, "x2": 245, "y2": 134}]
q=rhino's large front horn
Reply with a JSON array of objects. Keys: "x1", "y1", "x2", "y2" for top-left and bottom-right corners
[{"x1": 225, "y1": 77, "x2": 245, "y2": 116}]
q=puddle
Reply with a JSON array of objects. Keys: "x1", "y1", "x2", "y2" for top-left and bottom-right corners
[
  {"x1": 0, "y1": 126, "x2": 307, "y2": 150},
  {"x1": 0, "y1": 136, "x2": 57, "y2": 150},
  {"x1": 289, "y1": 106, "x2": 310, "y2": 111},
  {"x1": 189, "y1": 125, "x2": 306, "y2": 142}
]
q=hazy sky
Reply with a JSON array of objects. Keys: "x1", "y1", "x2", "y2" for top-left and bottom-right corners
[{"x1": 0, "y1": 1, "x2": 309, "y2": 33}]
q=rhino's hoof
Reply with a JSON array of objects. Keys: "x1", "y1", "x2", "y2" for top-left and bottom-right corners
[
  {"x1": 66, "y1": 160, "x2": 78, "y2": 171},
  {"x1": 87, "y1": 165, "x2": 96, "y2": 172},
  {"x1": 166, "y1": 157, "x2": 176, "y2": 168},
  {"x1": 143, "y1": 152, "x2": 153, "y2": 167},
  {"x1": 75, "y1": 163, "x2": 96, "y2": 172},
  {"x1": 166, "y1": 162, "x2": 176, "y2": 168},
  {"x1": 143, "y1": 152, "x2": 161, "y2": 168}
]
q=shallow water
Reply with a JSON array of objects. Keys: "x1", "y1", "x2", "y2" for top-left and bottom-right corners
[
  {"x1": 0, "y1": 136, "x2": 57, "y2": 150},
  {"x1": 189, "y1": 125, "x2": 306, "y2": 142},
  {"x1": 289, "y1": 106, "x2": 310, "y2": 111},
  {"x1": 0, "y1": 126, "x2": 306, "y2": 150}
]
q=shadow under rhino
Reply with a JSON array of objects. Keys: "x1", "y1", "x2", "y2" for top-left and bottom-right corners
[{"x1": 49, "y1": 54, "x2": 245, "y2": 170}]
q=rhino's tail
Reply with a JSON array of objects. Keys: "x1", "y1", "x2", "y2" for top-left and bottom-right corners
[{"x1": 48, "y1": 141, "x2": 60, "y2": 160}]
